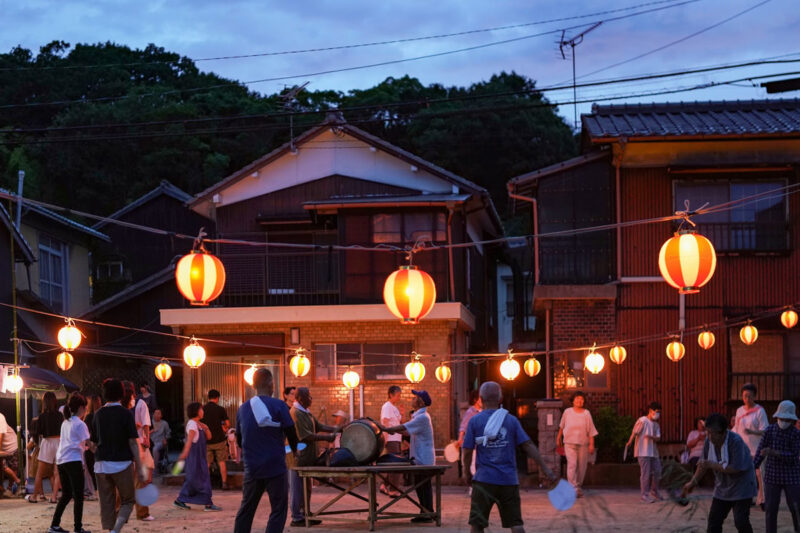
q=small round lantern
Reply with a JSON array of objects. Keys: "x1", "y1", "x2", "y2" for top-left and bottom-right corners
[
  {"x1": 383, "y1": 265, "x2": 436, "y2": 325},
  {"x1": 289, "y1": 349, "x2": 311, "y2": 378},
  {"x1": 342, "y1": 367, "x2": 360, "y2": 389},
  {"x1": 781, "y1": 309, "x2": 798, "y2": 329},
  {"x1": 609, "y1": 345, "x2": 627, "y2": 365},
  {"x1": 500, "y1": 354, "x2": 521, "y2": 381},
  {"x1": 56, "y1": 351, "x2": 74, "y2": 371},
  {"x1": 5, "y1": 373, "x2": 23, "y2": 393},
  {"x1": 58, "y1": 322, "x2": 82, "y2": 351},
  {"x1": 244, "y1": 365, "x2": 257, "y2": 386},
  {"x1": 435, "y1": 363, "x2": 451, "y2": 383},
  {"x1": 584, "y1": 349, "x2": 605, "y2": 375},
  {"x1": 183, "y1": 337, "x2": 206, "y2": 368},
  {"x1": 524, "y1": 357, "x2": 541, "y2": 377},
  {"x1": 697, "y1": 330, "x2": 715, "y2": 350},
  {"x1": 155, "y1": 361, "x2": 172, "y2": 382},
  {"x1": 658, "y1": 230, "x2": 717, "y2": 294},
  {"x1": 175, "y1": 249, "x2": 226, "y2": 306},
  {"x1": 404, "y1": 353, "x2": 426, "y2": 384},
  {"x1": 740, "y1": 323, "x2": 758, "y2": 345},
  {"x1": 666, "y1": 340, "x2": 685, "y2": 362}
]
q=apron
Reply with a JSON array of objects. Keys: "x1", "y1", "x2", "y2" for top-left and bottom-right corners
[{"x1": 178, "y1": 426, "x2": 213, "y2": 505}]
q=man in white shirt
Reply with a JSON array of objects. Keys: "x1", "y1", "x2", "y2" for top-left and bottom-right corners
[
  {"x1": 380, "y1": 386, "x2": 403, "y2": 497},
  {"x1": 627, "y1": 401, "x2": 663, "y2": 503}
]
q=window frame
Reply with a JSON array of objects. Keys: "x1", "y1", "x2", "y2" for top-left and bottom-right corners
[
  {"x1": 312, "y1": 341, "x2": 414, "y2": 383},
  {"x1": 38, "y1": 233, "x2": 68, "y2": 313},
  {"x1": 565, "y1": 352, "x2": 610, "y2": 391}
]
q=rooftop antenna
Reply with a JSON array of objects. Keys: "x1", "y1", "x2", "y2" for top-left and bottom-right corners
[
  {"x1": 559, "y1": 22, "x2": 601, "y2": 131},
  {"x1": 279, "y1": 81, "x2": 310, "y2": 152}
]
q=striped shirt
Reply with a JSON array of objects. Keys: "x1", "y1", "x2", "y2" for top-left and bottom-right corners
[{"x1": 754, "y1": 424, "x2": 800, "y2": 485}]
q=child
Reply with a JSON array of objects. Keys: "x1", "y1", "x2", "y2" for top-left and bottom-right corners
[
  {"x1": 49, "y1": 392, "x2": 92, "y2": 533},
  {"x1": 627, "y1": 401, "x2": 663, "y2": 503},
  {"x1": 173, "y1": 402, "x2": 221, "y2": 512}
]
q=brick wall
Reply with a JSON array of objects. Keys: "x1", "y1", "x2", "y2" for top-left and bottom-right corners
[{"x1": 185, "y1": 319, "x2": 463, "y2": 447}]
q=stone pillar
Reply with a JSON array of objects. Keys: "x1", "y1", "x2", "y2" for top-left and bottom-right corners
[{"x1": 534, "y1": 399, "x2": 563, "y2": 480}]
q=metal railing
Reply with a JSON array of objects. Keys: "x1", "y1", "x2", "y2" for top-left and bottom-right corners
[
  {"x1": 697, "y1": 222, "x2": 789, "y2": 252},
  {"x1": 730, "y1": 373, "x2": 800, "y2": 402}
]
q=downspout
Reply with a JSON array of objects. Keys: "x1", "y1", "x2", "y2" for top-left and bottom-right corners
[
  {"x1": 545, "y1": 307, "x2": 552, "y2": 398},
  {"x1": 507, "y1": 187, "x2": 539, "y2": 285},
  {"x1": 614, "y1": 139, "x2": 627, "y2": 281},
  {"x1": 446, "y1": 205, "x2": 456, "y2": 301}
]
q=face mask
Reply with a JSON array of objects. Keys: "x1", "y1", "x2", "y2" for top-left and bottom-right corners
[
  {"x1": 652, "y1": 413, "x2": 660, "y2": 421},
  {"x1": 778, "y1": 420, "x2": 792, "y2": 430}
]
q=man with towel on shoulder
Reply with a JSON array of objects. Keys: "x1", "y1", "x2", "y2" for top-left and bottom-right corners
[{"x1": 462, "y1": 381, "x2": 559, "y2": 533}]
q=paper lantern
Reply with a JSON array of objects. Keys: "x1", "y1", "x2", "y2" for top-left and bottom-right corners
[
  {"x1": 697, "y1": 330, "x2": 715, "y2": 350},
  {"x1": 500, "y1": 355, "x2": 521, "y2": 381},
  {"x1": 404, "y1": 353, "x2": 426, "y2": 384},
  {"x1": 524, "y1": 357, "x2": 541, "y2": 377},
  {"x1": 584, "y1": 349, "x2": 605, "y2": 375},
  {"x1": 658, "y1": 231, "x2": 717, "y2": 294},
  {"x1": 609, "y1": 345, "x2": 627, "y2": 365},
  {"x1": 740, "y1": 323, "x2": 758, "y2": 345},
  {"x1": 244, "y1": 365, "x2": 257, "y2": 386},
  {"x1": 383, "y1": 265, "x2": 436, "y2": 325},
  {"x1": 5, "y1": 373, "x2": 23, "y2": 394},
  {"x1": 781, "y1": 309, "x2": 798, "y2": 329},
  {"x1": 565, "y1": 375, "x2": 577, "y2": 389},
  {"x1": 289, "y1": 350, "x2": 311, "y2": 378},
  {"x1": 342, "y1": 368, "x2": 360, "y2": 389},
  {"x1": 155, "y1": 361, "x2": 172, "y2": 382},
  {"x1": 435, "y1": 363, "x2": 451, "y2": 383},
  {"x1": 666, "y1": 340, "x2": 685, "y2": 362},
  {"x1": 175, "y1": 250, "x2": 226, "y2": 306},
  {"x1": 56, "y1": 351, "x2": 73, "y2": 371},
  {"x1": 57, "y1": 323, "x2": 82, "y2": 351},
  {"x1": 183, "y1": 338, "x2": 206, "y2": 368}
]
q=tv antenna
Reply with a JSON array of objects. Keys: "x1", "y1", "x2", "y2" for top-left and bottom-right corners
[
  {"x1": 279, "y1": 81, "x2": 310, "y2": 152},
  {"x1": 559, "y1": 22, "x2": 601, "y2": 131}
]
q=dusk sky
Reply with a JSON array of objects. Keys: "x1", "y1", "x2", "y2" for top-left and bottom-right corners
[{"x1": 2, "y1": 0, "x2": 798, "y2": 127}]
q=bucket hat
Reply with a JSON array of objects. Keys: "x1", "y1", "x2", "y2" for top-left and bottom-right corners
[{"x1": 773, "y1": 400, "x2": 798, "y2": 421}]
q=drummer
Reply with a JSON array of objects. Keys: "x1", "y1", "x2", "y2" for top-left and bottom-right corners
[
  {"x1": 379, "y1": 390, "x2": 435, "y2": 524},
  {"x1": 289, "y1": 387, "x2": 341, "y2": 528},
  {"x1": 380, "y1": 385, "x2": 404, "y2": 497}
]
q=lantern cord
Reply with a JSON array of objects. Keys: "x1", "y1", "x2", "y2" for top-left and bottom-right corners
[{"x1": 193, "y1": 227, "x2": 208, "y2": 252}]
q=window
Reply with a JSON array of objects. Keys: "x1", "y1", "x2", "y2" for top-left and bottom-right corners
[
  {"x1": 674, "y1": 180, "x2": 788, "y2": 251},
  {"x1": 370, "y1": 212, "x2": 447, "y2": 244},
  {"x1": 314, "y1": 342, "x2": 413, "y2": 381},
  {"x1": 566, "y1": 353, "x2": 609, "y2": 390},
  {"x1": 96, "y1": 261, "x2": 123, "y2": 281},
  {"x1": 39, "y1": 234, "x2": 67, "y2": 313}
]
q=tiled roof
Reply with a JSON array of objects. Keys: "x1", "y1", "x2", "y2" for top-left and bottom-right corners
[{"x1": 583, "y1": 99, "x2": 800, "y2": 140}]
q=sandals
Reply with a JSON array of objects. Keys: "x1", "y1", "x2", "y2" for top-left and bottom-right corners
[{"x1": 25, "y1": 494, "x2": 39, "y2": 503}]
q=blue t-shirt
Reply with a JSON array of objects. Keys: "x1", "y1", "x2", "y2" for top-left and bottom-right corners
[
  {"x1": 463, "y1": 409, "x2": 531, "y2": 486},
  {"x1": 235, "y1": 395, "x2": 294, "y2": 479}
]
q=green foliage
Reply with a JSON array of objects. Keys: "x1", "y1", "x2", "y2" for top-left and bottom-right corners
[{"x1": 593, "y1": 406, "x2": 635, "y2": 463}]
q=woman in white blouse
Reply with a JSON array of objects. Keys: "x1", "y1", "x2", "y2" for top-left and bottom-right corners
[
  {"x1": 734, "y1": 383, "x2": 768, "y2": 508},
  {"x1": 557, "y1": 391, "x2": 598, "y2": 497}
]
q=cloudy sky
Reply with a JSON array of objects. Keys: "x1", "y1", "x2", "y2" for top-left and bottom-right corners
[{"x1": 2, "y1": 0, "x2": 798, "y2": 127}]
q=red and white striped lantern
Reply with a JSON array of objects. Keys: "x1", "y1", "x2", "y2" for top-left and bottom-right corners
[
  {"x1": 697, "y1": 330, "x2": 715, "y2": 350},
  {"x1": 739, "y1": 323, "x2": 758, "y2": 345},
  {"x1": 383, "y1": 265, "x2": 436, "y2": 325},
  {"x1": 781, "y1": 309, "x2": 798, "y2": 329},
  {"x1": 666, "y1": 340, "x2": 685, "y2": 362},
  {"x1": 609, "y1": 345, "x2": 627, "y2": 365},
  {"x1": 658, "y1": 231, "x2": 717, "y2": 294},
  {"x1": 175, "y1": 250, "x2": 226, "y2": 306}
]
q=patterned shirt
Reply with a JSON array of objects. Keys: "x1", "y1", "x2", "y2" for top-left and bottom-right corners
[{"x1": 754, "y1": 424, "x2": 800, "y2": 485}]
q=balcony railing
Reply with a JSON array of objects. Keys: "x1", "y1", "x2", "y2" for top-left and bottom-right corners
[
  {"x1": 697, "y1": 221, "x2": 789, "y2": 252},
  {"x1": 730, "y1": 372, "x2": 800, "y2": 402},
  {"x1": 539, "y1": 245, "x2": 615, "y2": 285}
]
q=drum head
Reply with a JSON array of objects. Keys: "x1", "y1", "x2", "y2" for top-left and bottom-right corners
[
  {"x1": 135, "y1": 483, "x2": 159, "y2": 507},
  {"x1": 340, "y1": 421, "x2": 379, "y2": 463},
  {"x1": 443, "y1": 442, "x2": 459, "y2": 463}
]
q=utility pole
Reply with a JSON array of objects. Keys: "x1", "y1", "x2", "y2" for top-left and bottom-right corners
[
  {"x1": 8, "y1": 173, "x2": 22, "y2": 476},
  {"x1": 279, "y1": 82, "x2": 310, "y2": 152},
  {"x1": 560, "y1": 22, "x2": 602, "y2": 131}
]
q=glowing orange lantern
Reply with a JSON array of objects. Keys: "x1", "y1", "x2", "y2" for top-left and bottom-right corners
[
  {"x1": 781, "y1": 309, "x2": 798, "y2": 329},
  {"x1": 244, "y1": 365, "x2": 257, "y2": 386},
  {"x1": 289, "y1": 349, "x2": 311, "y2": 378},
  {"x1": 697, "y1": 330, "x2": 715, "y2": 350},
  {"x1": 58, "y1": 322, "x2": 82, "y2": 351},
  {"x1": 56, "y1": 351, "x2": 74, "y2": 371},
  {"x1": 584, "y1": 348, "x2": 605, "y2": 375},
  {"x1": 500, "y1": 353, "x2": 521, "y2": 381},
  {"x1": 183, "y1": 337, "x2": 206, "y2": 368},
  {"x1": 404, "y1": 353, "x2": 425, "y2": 384},
  {"x1": 666, "y1": 339, "x2": 685, "y2": 362},
  {"x1": 175, "y1": 249, "x2": 226, "y2": 306},
  {"x1": 383, "y1": 265, "x2": 436, "y2": 325},
  {"x1": 342, "y1": 367, "x2": 360, "y2": 389},
  {"x1": 155, "y1": 361, "x2": 172, "y2": 382},
  {"x1": 5, "y1": 373, "x2": 23, "y2": 393},
  {"x1": 435, "y1": 363, "x2": 451, "y2": 383},
  {"x1": 609, "y1": 345, "x2": 627, "y2": 365},
  {"x1": 658, "y1": 230, "x2": 717, "y2": 294},
  {"x1": 524, "y1": 357, "x2": 541, "y2": 377},
  {"x1": 740, "y1": 323, "x2": 758, "y2": 345}
]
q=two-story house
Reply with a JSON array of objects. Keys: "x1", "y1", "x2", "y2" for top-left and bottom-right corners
[
  {"x1": 160, "y1": 115, "x2": 504, "y2": 444},
  {"x1": 509, "y1": 99, "x2": 800, "y2": 441}
]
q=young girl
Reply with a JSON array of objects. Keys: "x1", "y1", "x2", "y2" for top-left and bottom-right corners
[
  {"x1": 49, "y1": 392, "x2": 92, "y2": 533},
  {"x1": 173, "y1": 402, "x2": 221, "y2": 511},
  {"x1": 28, "y1": 391, "x2": 63, "y2": 503}
]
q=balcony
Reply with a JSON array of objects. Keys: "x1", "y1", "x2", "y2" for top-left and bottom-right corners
[
  {"x1": 730, "y1": 372, "x2": 800, "y2": 403},
  {"x1": 697, "y1": 222, "x2": 789, "y2": 253}
]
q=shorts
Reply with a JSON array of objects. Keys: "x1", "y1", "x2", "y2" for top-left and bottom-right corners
[
  {"x1": 468, "y1": 481, "x2": 523, "y2": 529},
  {"x1": 38, "y1": 437, "x2": 59, "y2": 464},
  {"x1": 206, "y1": 440, "x2": 228, "y2": 464},
  {"x1": 1, "y1": 453, "x2": 18, "y2": 473}
]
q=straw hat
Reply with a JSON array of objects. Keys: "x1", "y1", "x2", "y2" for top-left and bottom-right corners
[{"x1": 773, "y1": 400, "x2": 798, "y2": 421}]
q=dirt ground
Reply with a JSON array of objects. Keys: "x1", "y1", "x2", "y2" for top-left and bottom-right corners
[{"x1": 0, "y1": 484, "x2": 796, "y2": 532}]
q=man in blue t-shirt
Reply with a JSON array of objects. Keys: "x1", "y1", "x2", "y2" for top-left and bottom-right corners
[
  {"x1": 233, "y1": 369, "x2": 298, "y2": 533},
  {"x1": 463, "y1": 381, "x2": 558, "y2": 533}
]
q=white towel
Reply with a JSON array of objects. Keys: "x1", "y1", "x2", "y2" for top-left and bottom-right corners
[
  {"x1": 706, "y1": 431, "x2": 729, "y2": 468},
  {"x1": 292, "y1": 401, "x2": 310, "y2": 414},
  {"x1": 250, "y1": 396, "x2": 281, "y2": 427},
  {"x1": 475, "y1": 408, "x2": 508, "y2": 446}
]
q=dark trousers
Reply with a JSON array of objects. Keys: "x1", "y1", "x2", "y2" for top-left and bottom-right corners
[
  {"x1": 707, "y1": 497, "x2": 753, "y2": 533},
  {"x1": 764, "y1": 483, "x2": 800, "y2": 533},
  {"x1": 415, "y1": 474, "x2": 433, "y2": 514},
  {"x1": 51, "y1": 461, "x2": 85, "y2": 532},
  {"x1": 233, "y1": 471, "x2": 289, "y2": 533}
]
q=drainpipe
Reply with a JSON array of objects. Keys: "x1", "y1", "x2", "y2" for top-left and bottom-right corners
[
  {"x1": 15, "y1": 171, "x2": 24, "y2": 228},
  {"x1": 507, "y1": 187, "x2": 539, "y2": 285},
  {"x1": 614, "y1": 139, "x2": 627, "y2": 281},
  {"x1": 545, "y1": 307, "x2": 551, "y2": 398},
  {"x1": 446, "y1": 205, "x2": 456, "y2": 301}
]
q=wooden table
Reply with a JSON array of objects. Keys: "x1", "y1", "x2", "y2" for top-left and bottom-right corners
[{"x1": 293, "y1": 464, "x2": 449, "y2": 530}]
